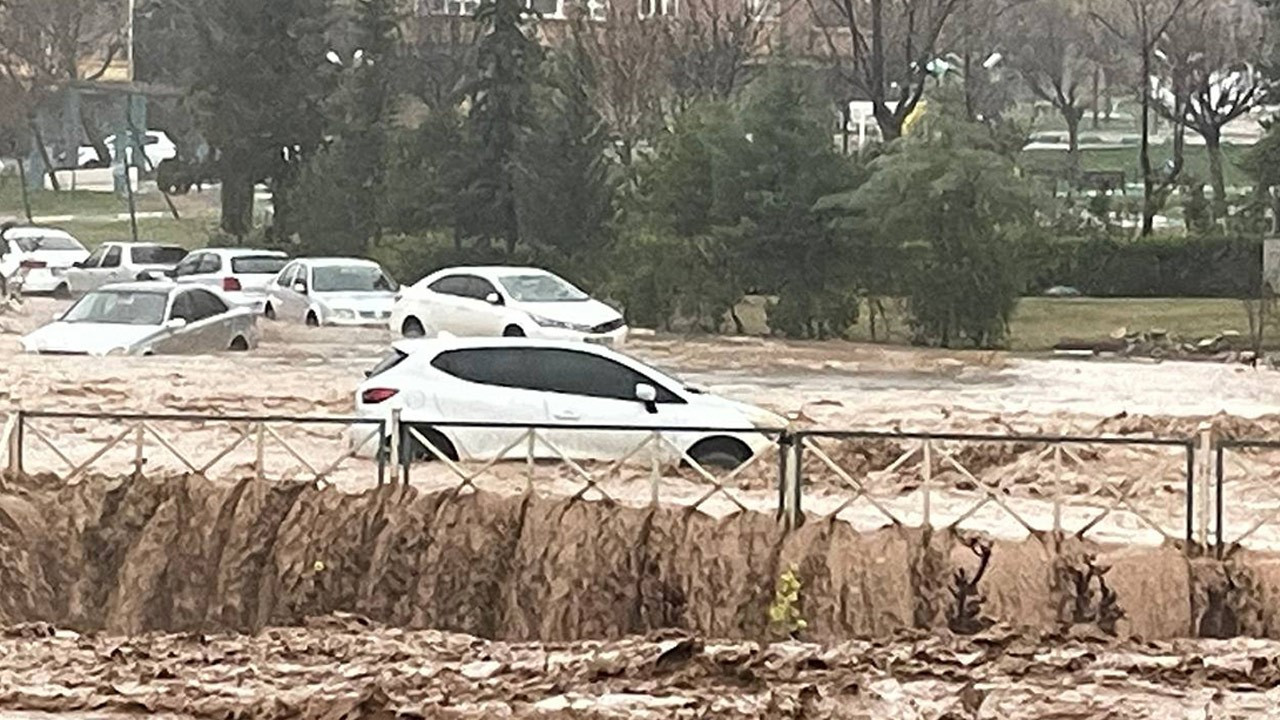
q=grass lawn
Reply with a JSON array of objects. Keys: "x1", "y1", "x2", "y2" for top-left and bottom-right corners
[
  {"x1": 54, "y1": 217, "x2": 218, "y2": 249},
  {"x1": 1020, "y1": 144, "x2": 1253, "y2": 190},
  {"x1": 841, "y1": 297, "x2": 1262, "y2": 352}
]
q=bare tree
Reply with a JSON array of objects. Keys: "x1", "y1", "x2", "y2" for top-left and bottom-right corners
[
  {"x1": 804, "y1": 0, "x2": 963, "y2": 141},
  {"x1": 1090, "y1": 0, "x2": 1204, "y2": 236},
  {"x1": 1152, "y1": 0, "x2": 1269, "y2": 218},
  {"x1": 574, "y1": 3, "x2": 671, "y2": 164},
  {"x1": 668, "y1": 0, "x2": 775, "y2": 107},
  {"x1": 0, "y1": 0, "x2": 126, "y2": 189},
  {"x1": 1004, "y1": 0, "x2": 1096, "y2": 172}
]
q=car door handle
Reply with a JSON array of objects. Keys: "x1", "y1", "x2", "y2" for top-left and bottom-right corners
[{"x1": 553, "y1": 411, "x2": 581, "y2": 421}]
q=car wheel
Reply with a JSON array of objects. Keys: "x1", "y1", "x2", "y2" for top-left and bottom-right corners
[
  {"x1": 229, "y1": 336, "x2": 249, "y2": 352},
  {"x1": 687, "y1": 437, "x2": 752, "y2": 470},
  {"x1": 53, "y1": 283, "x2": 71, "y2": 300},
  {"x1": 503, "y1": 325, "x2": 526, "y2": 338},
  {"x1": 400, "y1": 424, "x2": 458, "y2": 464},
  {"x1": 402, "y1": 317, "x2": 426, "y2": 338},
  {"x1": 306, "y1": 312, "x2": 320, "y2": 327},
  {"x1": 264, "y1": 303, "x2": 277, "y2": 320}
]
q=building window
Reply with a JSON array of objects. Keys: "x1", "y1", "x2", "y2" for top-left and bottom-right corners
[
  {"x1": 423, "y1": 0, "x2": 481, "y2": 15},
  {"x1": 638, "y1": 0, "x2": 676, "y2": 17},
  {"x1": 527, "y1": 0, "x2": 565, "y2": 17}
]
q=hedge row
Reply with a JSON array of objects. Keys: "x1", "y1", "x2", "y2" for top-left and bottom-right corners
[{"x1": 1022, "y1": 234, "x2": 1264, "y2": 298}]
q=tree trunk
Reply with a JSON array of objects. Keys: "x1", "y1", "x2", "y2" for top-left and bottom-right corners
[
  {"x1": 1139, "y1": 48, "x2": 1154, "y2": 237},
  {"x1": 79, "y1": 106, "x2": 110, "y2": 169},
  {"x1": 1064, "y1": 106, "x2": 1082, "y2": 181},
  {"x1": 1091, "y1": 66, "x2": 1101, "y2": 130},
  {"x1": 15, "y1": 158, "x2": 32, "y2": 223},
  {"x1": 220, "y1": 169, "x2": 255, "y2": 240},
  {"x1": 29, "y1": 122, "x2": 60, "y2": 192},
  {"x1": 1204, "y1": 127, "x2": 1227, "y2": 220}
]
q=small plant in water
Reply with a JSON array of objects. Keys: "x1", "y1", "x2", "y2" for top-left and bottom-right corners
[{"x1": 769, "y1": 565, "x2": 807, "y2": 639}]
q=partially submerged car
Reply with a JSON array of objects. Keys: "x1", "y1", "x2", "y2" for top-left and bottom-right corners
[
  {"x1": 349, "y1": 337, "x2": 785, "y2": 468},
  {"x1": 0, "y1": 227, "x2": 90, "y2": 295},
  {"x1": 265, "y1": 257, "x2": 399, "y2": 327},
  {"x1": 389, "y1": 266, "x2": 627, "y2": 346},
  {"x1": 62, "y1": 242, "x2": 188, "y2": 296},
  {"x1": 21, "y1": 282, "x2": 260, "y2": 356}
]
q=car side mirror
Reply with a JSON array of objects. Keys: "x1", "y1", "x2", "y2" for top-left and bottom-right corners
[
  {"x1": 164, "y1": 268, "x2": 178, "y2": 279},
  {"x1": 485, "y1": 292, "x2": 502, "y2": 306},
  {"x1": 293, "y1": 282, "x2": 308, "y2": 294},
  {"x1": 166, "y1": 317, "x2": 188, "y2": 329},
  {"x1": 72, "y1": 261, "x2": 84, "y2": 269},
  {"x1": 635, "y1": 383, "x2": 659, "y2": 414}
]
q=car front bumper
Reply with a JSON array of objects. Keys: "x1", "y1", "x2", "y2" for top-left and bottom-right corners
[
  {"x1": 327, "y1": 312, "x2": 393, "y2": 327},
  {"x1": 531, "y1": 325, "x2": 630, "y2": 346}
]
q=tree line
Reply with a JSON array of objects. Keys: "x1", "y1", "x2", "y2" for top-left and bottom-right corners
[{"x1": 0, "y1": 0, "x2": 1278, "y2": 347}]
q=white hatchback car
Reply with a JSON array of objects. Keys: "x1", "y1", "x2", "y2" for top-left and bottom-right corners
[
  {"x1": 63, "y1": 242, "x2": 188, "y2": 296},
  {"x1": 265, "y1": 258, "x2": 399, "y2": 326},
  {"x1": 389, "y1": 266, "x2": 628, "y2": 345},
  {"x1": 0, "y1": 227, "x2": 90, "y2": 295},
  {"x1": 171, "y1": 248, "x2": 289, "y2": 313},
  {"x1": 350, "y1": 337, "x2": 785, "y2": 468}
]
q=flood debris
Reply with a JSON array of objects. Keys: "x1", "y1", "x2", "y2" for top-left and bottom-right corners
[{"x1": 1054, "y1": 326, "x2": 1268, "y2": 365}]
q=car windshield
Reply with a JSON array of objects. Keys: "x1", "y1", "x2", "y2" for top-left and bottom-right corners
[
  {"x1": 61, "y1": 290, "x2": 168, "y2": 326},
  {"x1": 13, "y1": 236, "x2": 83, "y2": 252},
  {"x1": 498, "y1": 274, "x2": 588, "y2": 302},
  {"x1": 132, "y1": 246, "x2": 187, "y2": 265},
  {"x1": 312, "y1": 265, "x2": 397, "y2": 292},
  {"x1": 231, "y1": 256, "x2": 288, "y2": 274}
]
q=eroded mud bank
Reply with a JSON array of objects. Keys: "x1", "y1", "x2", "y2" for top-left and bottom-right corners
[{"x1": 0, "y1": 473, "x2": 1271, "y2": 642}]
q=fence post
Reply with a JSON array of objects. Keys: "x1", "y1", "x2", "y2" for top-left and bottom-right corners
[
  {"x1": 1184, "y1": 441, "x2": 1196, "y2": 552},
  {"x1": 1196, "y1": 422, "x2": 1214, "y2": 550},
  {"x1": 921, "y1": 439, "x2": 933, "y2": 529},
  {"x1": 779, "y1": 432, "x2": 803, "y2": 530},
  {"x1": 649, "y1": 431, "x2": 661, "y2": 506},
  {"x1": 1215, "y1": 444, "x2": 1226, "y2": 559},
  {"x1": 4, "y1": 411, "x2": 21, "y2": 476},
  {"x1": 254, "y1": 422, "x2": 266, "y2": 481},
  {"x1": 387, "y1": 408, "x2": 402, "y2": 485},
  {"x1": 132, "y1": 424, "x2": 145, "y2": 477}
]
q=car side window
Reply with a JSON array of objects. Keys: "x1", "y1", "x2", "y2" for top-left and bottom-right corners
[
  {"x1": 82, "y1": 246, "x2": 107, "y2": 268},
  {"x1": 467, "y1": 277, "x2": 499, "y2": 301},
  {"x1": 197, "y1": 254, "x2": 221, "y2": 274},
  {"x1": 174, "y1": 254, "x2": 202, "y2": 277},
  {"x1": 428, "y1": 275, "x2": 469, "y2": 297},
  {"x1": 278, "y1": 264, "x2": 297, "y2": 287},
  {"x1": 526, "y1": 348, "x2": 681, "y2": 402},
  {"x1": 102, "y1": 246, "x2": 122, "y2": 268},
  {"x1": 169, "y1": 292, "x2": 195, "y2": 322},
  {"x1": 187, "y1": 289, "x2": 228, "y2": 320},
  {"x1": 431, "y1": 348, "x2": 681, "y2": 403}
]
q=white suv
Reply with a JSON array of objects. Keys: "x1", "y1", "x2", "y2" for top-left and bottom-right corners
[
  {"x1": 351, "y1": 337, "x2": 784, "y2": 468},
  {"x1": 389, "y1": 266, "x2": 628, "y2": 345}
]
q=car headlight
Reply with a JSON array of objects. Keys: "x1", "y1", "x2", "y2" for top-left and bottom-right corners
[
  {"x1": 331, "y1": 308, "x2": 356, "y2": 319},
  {"x1": 529, "y1": 314, "x2": 593, "y2": 332}
]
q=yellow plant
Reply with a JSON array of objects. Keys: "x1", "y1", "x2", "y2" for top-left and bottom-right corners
[{"x1": 769, "y1": 565, "x2": 807, "y2": 638}]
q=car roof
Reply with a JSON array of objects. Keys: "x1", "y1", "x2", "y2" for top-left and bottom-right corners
[
  {"x1": 298, "y1": 257, "x2": 381, "y2": 268},
  {"x1": 3, "y1": 226, "x2": 76, "y2": 240},
  {"x1": 432, "y1": 265, "x2": 552, "y2": 280},
  {"x1": 101, "y1": 241, "x2": 184, "y2": 248},
  {"x1": 390, "y1": 336, "x2": 616, "y2": 358},
  {"x1": 91, "y1": 281, "x2": 177, "y2": 294},
  {"x1": 199, "y1": 248, "x2": 288, "y2": 258}
]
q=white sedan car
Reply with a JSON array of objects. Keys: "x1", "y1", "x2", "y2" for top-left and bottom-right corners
[
  {"x1": 265, "y1": 258, "x2": 399, "y2": 327},
  {"x1": 350, "y1": 337, "x2": 785, "y2": 468},
  {"x1": 21, "y1": 282, "x2": 260, "y2": 356},
  {"x1": 0, "y1": 227, "x2": 90, "y2": 294},
  {"x1": 389, "y1": 266, "x2": 628, "y2": 345},
  {"x1": 171, "y1": 248, "x2": 289, "y2": 313},
  {"x1": 63, "y1": 242, "x2": 188, "y2": 296}
]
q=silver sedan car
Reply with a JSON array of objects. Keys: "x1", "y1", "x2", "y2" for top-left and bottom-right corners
[
  {"x1": 265, "y1": 258, "x2": 399, "y2": 327},
  {"x1": 20, "y1": 282, "x2": 260, "y2": 356}
]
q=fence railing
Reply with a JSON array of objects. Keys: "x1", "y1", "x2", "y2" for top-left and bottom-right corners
[{"x1": 3, "y1": 408, "x2": 1270, "y2": 554}]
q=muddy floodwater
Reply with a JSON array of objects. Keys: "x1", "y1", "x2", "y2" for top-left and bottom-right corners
[{"x1": 4, "y1": 298, "x2": 1280, "y2": 718}]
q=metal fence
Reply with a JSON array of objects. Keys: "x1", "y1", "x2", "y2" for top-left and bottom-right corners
[{"x1": 1, "y1": 408, "x2": 1268, "y2": 554}]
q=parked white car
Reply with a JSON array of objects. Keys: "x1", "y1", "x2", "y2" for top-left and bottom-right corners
[
  {"x1": 21, "y1": 282, "x2": 260, "y2": 356},
  {"x1": 62, "y1": 242, "x2": 188, "y2": 296},
  {"x1": 0, "y1": 227, "x2": 89, "y2": 295},
  {"x1": 389, "y1": 266, "x2": 627, "y2": 345},
  {"x1": 77, "y1": 130, "x2": 178, "y2": 170},
  {"x1": 265, "y1": 258, "x2": 399, "y2": 327},
  {"x1": 171, "y1": 248, "x2": 288, "y2": 313},
  {"x1": 349, "y1": 337, "x2": 784, "y2": 468}
]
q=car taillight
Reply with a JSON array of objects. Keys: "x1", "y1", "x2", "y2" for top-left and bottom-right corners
[
  {"x1": 223, "y1": 277, "x2": 242, "y2": 291},
  {"x1": 19, "y1": 259, "x2": 46, "y2": 269},
  {"x1": 361, "y1": 388, "x2": 399, "y2": 404}
]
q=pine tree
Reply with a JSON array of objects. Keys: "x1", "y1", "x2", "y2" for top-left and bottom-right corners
[
  {"x1": 456, "y1": 0, "x2": 542, "y2": 255},
  {"x1": 516, "y1": 31, "x2": 614, "y2": 273}
]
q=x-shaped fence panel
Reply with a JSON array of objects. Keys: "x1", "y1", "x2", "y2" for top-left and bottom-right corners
[
  {"x1": 1214, "y1": 441, "x2": 1280, "y2": 554},
  {"x1": 8, "y1": 411, "x2": 386, "y2": 487},
  {"x1": 792, "y1": 431, "x2": 1194, "y2": 545}
]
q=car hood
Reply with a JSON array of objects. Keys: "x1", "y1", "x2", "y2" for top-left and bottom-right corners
[
  {"x1": 315, "y1": 291, "x2": 398, "y2": 312},
  {"x1": 21, "y1": 322, "x2": 160, "y2": 355},
  {"x1": 691, "y1": 393, "x2": 789, "y2": 430},
  {"x1": 516, "y1": 300, "x2": 622, "y2": 328}
]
